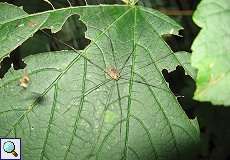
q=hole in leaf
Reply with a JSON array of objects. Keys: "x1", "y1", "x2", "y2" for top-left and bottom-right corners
[
  {"x1": 0, "y1": 57, "x2": 11, "y2": 78},
  {"x1": 42, "y1": 14, "x2": 91, "y2": 51},
  {"x1": 163, "y1": 65, "x2": 230, "y2": 159},
  {"x1": 162, "y1": 66, "x2": 196, "y2": 119},
  {"x1": 0, "y1": 14, "x2": 91, "y2": 78},
  {"x1": 0, "y1": 48, "x2": 26, "y2": 79},
  {"x1": 163, "y1": 21, "x2": 200, "y2": 52},
  {"x1": 0, "y1": 57, "x2": 11, "y2": 79},
  {"x1": 10, "y1": 48, "x2": 26, "y2": 70}
]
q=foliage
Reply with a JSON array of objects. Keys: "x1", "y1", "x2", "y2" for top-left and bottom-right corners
[
  {"x1": 191, "y1": 0, "x2": 230, "y2": 106},
  {"x1": 0, "y1": 2, "x2": 199, "y2": 160}
]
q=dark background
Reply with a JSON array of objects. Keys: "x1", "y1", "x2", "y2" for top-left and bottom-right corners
[{"x1": 0, "y1": 0, "x2": 230, "y2": 159}]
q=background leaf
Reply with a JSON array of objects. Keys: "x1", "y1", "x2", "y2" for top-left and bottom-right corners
[
  {"x1": 0, "y1": 3, "x2": 199, "y2": 160},
  {"x1": 191, "y1": 0, "x2": 230, "y2": 105}
]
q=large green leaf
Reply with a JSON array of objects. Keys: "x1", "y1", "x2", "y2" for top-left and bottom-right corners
[
  {"x1": 191, "y1": 0, "x2": 230, "y2": 105},
  {"x1": 0, "y1": 3, "x2": 199, "y2": 160}
]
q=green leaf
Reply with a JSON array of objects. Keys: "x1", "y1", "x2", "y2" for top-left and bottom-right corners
[
  {"x1": 0, "y1": 3, "x2": 199, "y2": 160},
  {"x1": 191, "y1": 0, "x2": 230, "y2": 105},
  {"x1": 0, "y1": 2, "x2": 27, "y2": 22},
  {"x1": 0, "y1": 3, "x2": 49, "y2": 61}
]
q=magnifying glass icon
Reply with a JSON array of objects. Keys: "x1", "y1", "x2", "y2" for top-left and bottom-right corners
[{"x1": 3, "y1": 141, "x2": 18, "y2": 157}]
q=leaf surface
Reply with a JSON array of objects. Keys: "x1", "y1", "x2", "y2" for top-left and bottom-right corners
[
  {"x1": 0, "y1": 3, "x2": 199, "y2": 160},
  {"x1": 191, "y1": 0, "x2": 230, "y2": 105}
]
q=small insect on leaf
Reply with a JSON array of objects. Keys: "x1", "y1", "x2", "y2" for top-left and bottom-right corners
[
  {"x1": 19, "y1": 69, "x2": 30, "y2": 89},
  {"x1": 106, "y1": 67, "x2": 120, "y2": 81}
]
